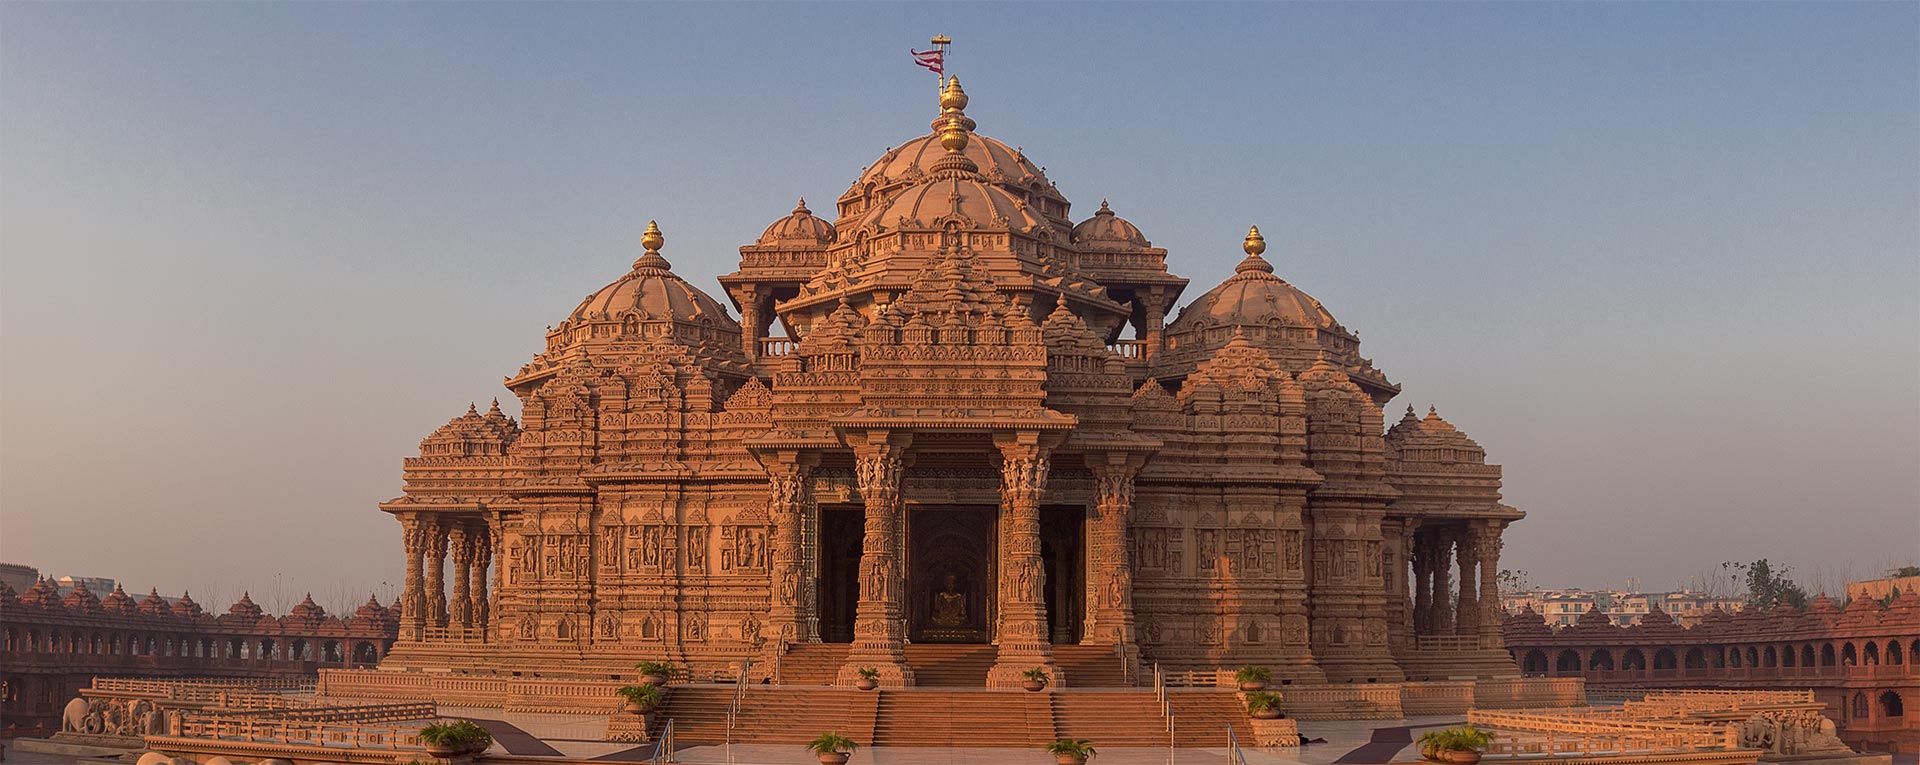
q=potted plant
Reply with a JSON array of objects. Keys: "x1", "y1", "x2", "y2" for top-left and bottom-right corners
[
  {"x1": 1418, "y1": 726, "x2": 1496, "y2": 765},
  {"x1": 1045, "y1": 739, "x2": 1097, "y2": 765},
  {"x1": 1021, "y1": 667, "x2": 1051, "y2": 692},
  {"x1": 420, "y1": 720, "x2": 491, "y2": 758},
  {"x1": 616, "y1": 683, "x2": 664, "y2": 714},
  {"x1": 1235, "y1": 665, "x2": 1272, "y2": 692},
  {"x1": 633, "y1": 660, "x2": 678, "y2": 686},
  {"x1": 807, "y1": 732, "x2": 858, "y2": 765},
  {"x1": 1245, "y1": 691, "x2": 1283, "y2": 720},
  {"x1": 854, "y1": 667, "x2": 880, "y2": 691}
]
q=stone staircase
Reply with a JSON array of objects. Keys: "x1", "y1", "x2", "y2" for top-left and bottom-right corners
[
  {"x1": 653, "y1": 685, "x2": 878, "y2": 744},
  {"x1": 776, "y1": 642, "x2": 1133, "y2": 688},
  {"x1": 651, "y1": 685, "x2": 1247, "y2": 748},
  {"x1": 872, "y1": 689, "x2": 1058, "y2": 746},
  {"x1": 1052, "y1": 689, "x2": 1251, "y2": 746}
]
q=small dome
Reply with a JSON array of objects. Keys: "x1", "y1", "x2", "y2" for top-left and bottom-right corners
[
  {"x1": 853, "y1": 132, "x2": 1053, "y2": 202},
  {"x1": 422, "y1": 400, "x2": 520, "y2": 457},
  {"x1": 227, "y1": 591, "x2": 263, "y2": 619},
  {"x1": 291, "y1": 593, "x2": 326, "y2": 620},
  {"x1": 1386, "y1": 406, "x2": 1487, "y2": 464},
  {"x1": 139, "y1": 588, "x2": 170, "y2": 615},
  {"x1": 171, "y1": 590, "x2": 203, "y2": 617},
  {"x1": 1072, "y1": 200, "x2": 1149, "y2": 248},
  {"x1": 855, "y1": 174, "x2": 1054, "y2": 235},
  {"x1": 1169, "y1": 227, "x2": 1338, "y2": 334},
  {"x1": 63, "y1": 580, "x2": 101, "y2": 612},
  {"x1": 757, "y1": 199, "x2": 835, "y2": 246},
  {"x1": 567, "y1": 221, "x2": 741, "y2": 330},
  {"x1": 102, "y1": 584, "x2": 136, "y2": 615}
]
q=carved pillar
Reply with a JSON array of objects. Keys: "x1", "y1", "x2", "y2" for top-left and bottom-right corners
[
  {"x1": 988, "y1": 433, "x2": 1060, "y2": 688},
  {"x1": 1411, "y1": 527, "x2": 1431, "y2": 636},
  {"x1": 1086, "y1": 456, "x2": 1142, "y2": 647},
  {"x1": 838, "y1": 433, "x2": 913, "y2": 686},
  {"x1": 471, "y1": 522, "x2": 491, "y2": 639},
  {"x1": 765, "y1": 453, "x2": 818, "y2": 648},
  {"x1": 485, "y1": 514, "x2": 505, "y2": 642},
  {"x1": 1384, "y1": 518, "x2": 1414, "y2": 651},
  {"x1": 1143, "y1": 301, "x2": 1167, "y2": 361},
  {"x1": 739, "y1": 287, "x2": 762, "y2": 359},
  {"x1": 1429, "y1": 529, "x2": 1453, "y2": 633},
  {"x1": 426, "y1": 518, "x2": 450, "y2": 632},
  {"x1": 400, "y1": 515, "x2": 426, "y2": 641},
  {"x1": 449, "y1": 524, "x2": 473, "y2": 633},
  {"x1": 1455, "y1": 525, "x2": 1479, "y2": 637},
  {"x1": 1477, "y1": 521, "x2": 1504, "y2": 648}
]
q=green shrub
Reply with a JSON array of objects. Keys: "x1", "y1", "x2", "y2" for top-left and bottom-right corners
[
  {"x1": 1045, "y1": 739, "x2": 1097, "y2": 758},
  {"x1": 1235, "y1": 665, "x2": 1273, "y2": 685},
  {"x1": 1418, "y1": 726, "x2": 1495, "y2": 756},
  {"x1": 633, "y1": 661, "x2": 678, "y2": 679},
  {"x1": 1021, "y1": 667, "x2": 1051, "y2": 684},
  {"x1": 856, "y1": 667, "x2": 880, "y2": 681},
  {"x1": 807, "y1": 732, "x2": 858, "y2": 755},
  {"x1": 419, "y1": 719, "x2": 492, "y2": 749},
  {"x1": 616, "y1": 684, "x2": 664, "y2": 708},
  {"x1": 1245, "y1": 691, "x2": 1282, "y2": 714}
]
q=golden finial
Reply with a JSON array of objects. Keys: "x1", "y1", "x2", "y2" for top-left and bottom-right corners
[
  {"x1": 940, "y1": 76, "x2": 968, "y2": 112},
  {"x1": 1234, "y1": 225, "x2": 1275, "y2": 275},
  {"x1": 633, "y1": 220, "x2": 671, "y2": 271},
  {"x1": 1244, "y1": 225, "x2": 1267, "y2": 256}
]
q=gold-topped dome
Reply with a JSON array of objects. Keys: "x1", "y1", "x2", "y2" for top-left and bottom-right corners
[
  {"x1": 839, "y1": 78, "x2": 1068, "y2": 223},
  {"x1": 1071, "y1": 200, "x2": 1151, "y2": 248},
  {"x1": 569, "y1": 221, "x2": 740, "y2": 329},
  {"x1": 1169, "y1": 225, "x2": 1334, "y2": 332},
  {"x1": 854, "y1": 174, "x2": 1055, "y2": 235},
  {"x1": 757, "y1": 198, "x2": 835, "y2": 246}
]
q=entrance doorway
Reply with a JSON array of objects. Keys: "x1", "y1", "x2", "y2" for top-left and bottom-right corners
[
  {"x1": 1040, "y1": 506, "x2": 1085, "y2": 644},
  {"x1": 818, "y1": 505, "x2": 864, "y2": 643},
  {"x1": 908, "y1": 507, "x2": 995, "y2": 643}
]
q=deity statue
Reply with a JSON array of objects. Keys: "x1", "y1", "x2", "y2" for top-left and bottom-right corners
[{"x1": 930, "y1": 573, "x2": 968, "y2": 627}]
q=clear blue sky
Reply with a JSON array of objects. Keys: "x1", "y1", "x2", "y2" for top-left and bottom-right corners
[{"x1": 3, "y1": 2, "x2": 1915, "y2": 612}]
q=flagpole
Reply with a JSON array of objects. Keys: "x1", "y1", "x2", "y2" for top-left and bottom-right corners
[{"x1": 932, "y1": 34, "x2": 951, "y2": 89}]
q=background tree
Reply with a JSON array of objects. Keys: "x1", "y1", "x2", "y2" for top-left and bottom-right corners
[
  {"x1": 1724, "y1": 559, "x2": 1808, "y2": 610},
  {"x1": 1497, "y1": 568, "x2": 1533, "y2": 594}
]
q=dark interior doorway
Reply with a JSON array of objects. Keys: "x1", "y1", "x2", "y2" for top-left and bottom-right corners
[
  {"x1": 907, "y1": 506, "x2": 995, "y2": 643},
  {"x1": 818, "y1": 505, "x2": 864, "y2": 643},
  {"x1": 1040, "y1": 505, "x2": 1085, "y2": 644}
]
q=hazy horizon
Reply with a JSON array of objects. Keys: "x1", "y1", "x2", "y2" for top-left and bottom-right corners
[{"x1": 3, "y1": 2, "x2": 1916, "y2": 615}]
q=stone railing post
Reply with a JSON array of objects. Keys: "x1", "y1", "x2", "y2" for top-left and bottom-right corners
[
  {"x1": 469, "y1": 522, "x2": 490, "y2": 639},
  {"x1": 1430, "y1": 528, "x2": 1453, "y2": 633},
  {"x1": 838, "y1": 432, "x2": 913, "y2": 686},
  {"x1": 988, "y1": 432, "x2": 1061, "y2": 688}
]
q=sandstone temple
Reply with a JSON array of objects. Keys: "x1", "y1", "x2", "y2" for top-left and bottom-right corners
[{"x1": 369, "y1": 77, "x2": 1525, "y2": 689}]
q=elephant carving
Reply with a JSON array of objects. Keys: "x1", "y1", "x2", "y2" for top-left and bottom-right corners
[{"x1": 62, "y1": 698, "x2": 89, "y2": 733}]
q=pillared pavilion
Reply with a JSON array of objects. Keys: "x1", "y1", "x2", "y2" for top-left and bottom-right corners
[{"x1": 375, "y1": 78, "x2": 1522, "y2": 687}]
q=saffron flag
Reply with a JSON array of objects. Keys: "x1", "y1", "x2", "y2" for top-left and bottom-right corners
[{"x1": 911, "y1": 48, "x2": 944, "y2": 75}]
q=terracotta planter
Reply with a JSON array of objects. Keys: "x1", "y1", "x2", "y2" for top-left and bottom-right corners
[
  {"x1": 1023, "y1": 680, "x2": 1047, "y2": 692},
  {"x1": 816, "y1": 753, "x2": 850, "y2": 765},
  {"x1": 641, "y1": 674, "x2": 668, "y2": 687},
  {"x1": 465, "y1": 740, "x2": 491, "y2": 755},
  {"x1": 1239, "y1": 681, "x2": 1267, "y2": 692},
  {"x1": 625, "y1": 701, "x2": 656, "y2": 715},
  {"x1": 1428, "y1": 751, "x2": 1481, "y2": 765},
  {"x1": 1251, "y1": 708, "x2": 1282, "y2": 719},
  {"x1": 426, "y1": 744, "x2": 462, "y2": 758},
  {"x1": 1054, "y1": 756, "x2": 1087, "y2": 765},
  {"x1": 855, "y1": 679, "x2": 878, "y2": 691}
]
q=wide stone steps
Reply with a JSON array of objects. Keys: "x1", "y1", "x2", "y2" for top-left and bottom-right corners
[
  {"x1": 776, "y1": 642, "x2": 1133, "y2": 688},
  {"x1": 653, "y1": 686, "x2": 877, "y2": 745},
  {"x1": 1052, "y1": 690, "x2": 1249, "y2": 746},
  {"x1": 872, "y1": 690, "x2": 1056, "y2": 747},
  {"x1": 654, "y1": 686, "x2": 1247, "y2": 748}
]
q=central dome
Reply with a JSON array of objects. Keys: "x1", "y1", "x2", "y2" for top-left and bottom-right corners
[
  {"x1": 836, "y1": 78, "x2": 1071, "y2": 225},
  {"x1": 853, "y1": 174, "x2": 1055, "y2": 236}
]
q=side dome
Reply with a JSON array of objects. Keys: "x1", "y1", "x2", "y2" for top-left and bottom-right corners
[
  {"x1": 758, "y1": 199, "x2": 835, "y2": 246},
  {"x1": 1072, "y1": 200, "x2": 1150, "y2": 248},
  {"x1": 568, "y1": 222, "x2": 741, "y2": 330},
  {"x1": 1169, "y1": 228, "x2": 1337, "y2": 333}
]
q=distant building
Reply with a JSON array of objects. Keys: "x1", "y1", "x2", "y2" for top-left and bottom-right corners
[
  {"x1": 0, "y1": 563, "x2": 36, "y2": 593},
  {"x1": 1503, "y1": 588, "x2": 1741, "y2": 628},
  {"x1": 53, "y1": 575, "x2": 117, "y2": 596},
  {"x1": 1850, "y1": 575, "x2": 1920, "y2": 603}
]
